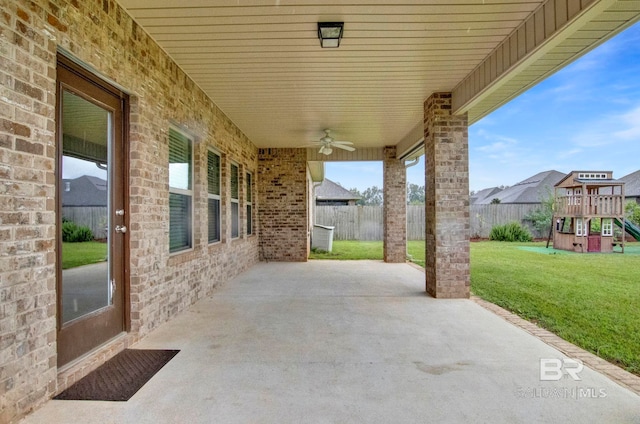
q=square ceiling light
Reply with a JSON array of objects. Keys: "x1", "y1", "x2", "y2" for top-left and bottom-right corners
[{"x1": 318, "y1": 22, "x2": 344, "y2": 48}]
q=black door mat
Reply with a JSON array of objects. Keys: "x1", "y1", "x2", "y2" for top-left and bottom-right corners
[{"x1": 55, "y1": 349, "x2": 180, "y2": 401}]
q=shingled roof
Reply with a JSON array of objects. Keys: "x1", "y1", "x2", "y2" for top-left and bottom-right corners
[
  {"x1": 62, "y1": 175, "x2": 107, "y2": 207},
  {"x1": 315, "y1": 179, "x2": 361, "y2": 201},
  {"x1": 620, "y1": 170, "x2": 640, "y2": 198},
  {"x1": 473, "y1": 170, "x2": 565, "y2": 204},
  {"x1": 470, "y1": 187, "x2": 503, "y2": 205}
]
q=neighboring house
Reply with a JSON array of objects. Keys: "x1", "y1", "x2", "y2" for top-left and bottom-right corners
[
  {"x1": 619, "y1": 170, "x2": 640, "y2": 204},
  {"x1": 315, "y1": 179, "x2": 361, "y2": 206},
  {"x1": 470, "y1": 187, "x2": 503, "y2": 205},
  {"x1": 473, "y1": 170, "x2": 565, "y2": 204},
  {"x1": 62, "y1": 175, "x2": 107, "y2": 207},
  {"x1": 61, "y1": 176, "x2": 108, "y2": 239}
]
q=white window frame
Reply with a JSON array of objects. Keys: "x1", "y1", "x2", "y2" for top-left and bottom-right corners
[
  {"x1": 168, "y1": 126, "x2": 194, "y2": 254},
  {"x1": 578, "y1": 173, "x2": 607, "y2": 179},
  {"x1": 575, "y1": 218, "x2": 584, "y2": 236},
  {"x1": 207, "y1": 149, "x2": 221, "y2": 244},
  {"x1": 602, "y1": 219, "x2": 613, "y2": 236},
  {"x1": 230, "y1": 162, "x2": 239, "y2": 239},
  {"x1": 246, "y1": 171, "x2": 253, "y2": 236}
]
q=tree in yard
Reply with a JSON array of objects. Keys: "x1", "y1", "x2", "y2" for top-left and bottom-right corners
[
  {"x1": 490, "y1": 198, "x2": 501, "y2": 204},
  {"x1": 349, "y1": 186, "x2": 383, "y2": 206},
  {"x1": 523, "y1": 188, "x2": 555, "y2": 236},
  {"x1": 350, "y1": 186, "x2": 383, "y2": 205},
  {"x1": 360, "y1": 186, "x2": 383, "y2": 206},
  {"x1": 626, "y1": 201, "x2": 640, "y2": 226},
  {"x1": 407, "y1": 183, "x2": 425, "y2": 205}
]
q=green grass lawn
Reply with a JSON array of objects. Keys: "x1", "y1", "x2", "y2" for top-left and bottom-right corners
[
  {"x1": 472, "y1": 241, "x2": 640, "y2": 375},
  {"x1": 310, "y1": 241, "x2": 383, "y2": 260},
  {"x1": 309, "y1": 240, "x2": 425, "y2": 263},
  {"x1": 311, "y1": 239, "x2": 640, "y2": 375},
  {"x1": 62, "y1": 241, "x2": 108, "y2": 269}
]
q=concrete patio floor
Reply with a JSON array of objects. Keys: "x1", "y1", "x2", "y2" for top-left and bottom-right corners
[{"x1": 23, "y1": 261, "x2": 640, "y2": 423}]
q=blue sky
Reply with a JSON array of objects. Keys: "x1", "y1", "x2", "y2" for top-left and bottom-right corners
[{"x1": 327, "y1": 21, "x2": 640, "y2": 193}]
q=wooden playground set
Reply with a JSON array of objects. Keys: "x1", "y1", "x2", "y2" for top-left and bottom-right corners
[{"x1": 551, "y1": 171, "x2": 640, "y2": 253}]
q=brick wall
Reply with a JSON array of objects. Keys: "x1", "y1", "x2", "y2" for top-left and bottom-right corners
[
  {"x1": 424, "y1": 93, "x2": 470, "y2": 299},
  {"x1": 0, "y1": 1, "x2": 259, "y2": 422},
  {"x1": 383, "y1": 146, "x2": 407, "y2": 262},
  {"x1": 258, "y1": 148, "x2": 309, "y2": 262}
]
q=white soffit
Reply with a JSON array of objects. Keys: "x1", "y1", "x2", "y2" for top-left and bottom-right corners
[{"x1": 117, "y1": 0, "x2": 640, "y2": 152}]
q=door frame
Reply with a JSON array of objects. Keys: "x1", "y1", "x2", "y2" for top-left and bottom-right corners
[{"x1": 55, "y1": 53, "x2": 130, "y2": 366}]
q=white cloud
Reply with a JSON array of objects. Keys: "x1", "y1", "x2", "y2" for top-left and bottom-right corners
[
  {"x1": 613, "y1": 106, "x2": 640, "y2": 140},
  {"x1": 556, "y1": 148, "x2": 583, "y2": 159},
  {"x1": 571, "y1": 104, "x2": 640, "y2": 147},
  {"x1": 477, "y1": 140, "x2": 515, "y2": 153},
  {"x1": 472, "y1": 130, "x2": 522, "y2": 164}
]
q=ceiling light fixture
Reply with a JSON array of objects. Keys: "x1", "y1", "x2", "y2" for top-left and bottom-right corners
[{"x1": 318, "y1": 22, "x2": 344, "y2": 48}]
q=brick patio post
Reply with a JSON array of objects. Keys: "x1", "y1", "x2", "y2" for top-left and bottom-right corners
[
  {"x1": 383, "y1": 146, "x2": 407, "y2": 263},
  {"x1": 257, "y1": 148, "x2": 309, "y2": 262},
  {"x1": 424, "y1": 93, "x2": 470, "y2": 298}
]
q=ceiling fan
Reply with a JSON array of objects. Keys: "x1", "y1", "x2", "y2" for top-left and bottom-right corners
[{"x1": 309, "y1": 129, "x2": 355, "y2": 156}]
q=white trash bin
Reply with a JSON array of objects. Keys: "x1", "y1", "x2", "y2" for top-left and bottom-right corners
[{"x1": 312, "y1": 225, "x2": 335, "y2": 252}]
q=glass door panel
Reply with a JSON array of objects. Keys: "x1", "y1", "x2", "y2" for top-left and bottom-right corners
[{"x1": 60, "y1": 90, "x2": 112, "y2": 324}]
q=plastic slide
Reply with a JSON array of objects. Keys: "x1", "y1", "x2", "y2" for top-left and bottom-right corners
[{"x1": 614, "y1": 218, "x2": 640, "y2": 241}]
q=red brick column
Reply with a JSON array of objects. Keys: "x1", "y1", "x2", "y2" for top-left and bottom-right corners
[
  {"x1": 383, "y1": 146, "x2": 407, "y2": 263},
  {"x1": 424, "y1": 93, "x2": 470, "y2": 298},
  {"x1": 257, "y1": 148, "x2": 309, "y2": 262}
]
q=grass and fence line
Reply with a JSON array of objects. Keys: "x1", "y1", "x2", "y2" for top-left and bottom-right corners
[
  {"x1": 315, "y1": 204, "x2": 544, "y2": 240},
  {"x1": 310, "y1": 239, "x2": 640, "y2": 376}
]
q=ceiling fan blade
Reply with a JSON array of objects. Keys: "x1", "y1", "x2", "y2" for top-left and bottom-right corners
[
  {"x1": 319, "y1": 145, "x2": 326, "y2": 154},
  {"x1": 333, "y1": 144, "x2": 355, "y2": 152},
  {"x1": 332, "y1": 141, "x2": 354, "y2": 145}
]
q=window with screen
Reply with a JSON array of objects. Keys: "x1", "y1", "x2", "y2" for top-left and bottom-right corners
[
  {"x1": 231, "y1": 163, "x2": 239, "y2": 239},
  {"x1": 169, "y1": 127, "x2": 193, "y2": 253},
  {"x1": 207, "y1": 149, "x2": 221, "y2": 243},
  {"x1": 246, "y1": 172, "x2": 252, "y2": 235}
]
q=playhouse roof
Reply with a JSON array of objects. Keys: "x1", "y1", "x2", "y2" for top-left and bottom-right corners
[{"x1": 555, "y1": 171, "x2": 622, "y2": 188}]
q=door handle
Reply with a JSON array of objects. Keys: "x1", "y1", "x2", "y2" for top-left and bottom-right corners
[
  {"x1": 110, "y1": 279, "x2": 116, "y2": 304},
  {"x1": 115, "y1": 225, "x2": 127, "y2": 234}
]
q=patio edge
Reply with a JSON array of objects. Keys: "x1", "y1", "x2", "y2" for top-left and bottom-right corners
[{"x1": 472, "y1": 296, "x2": 640, "y2": 397}]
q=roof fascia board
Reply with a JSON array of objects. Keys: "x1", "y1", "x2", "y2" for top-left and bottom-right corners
[{"x1": 452, "y1": 0, "x2": 621, "y2": 121}]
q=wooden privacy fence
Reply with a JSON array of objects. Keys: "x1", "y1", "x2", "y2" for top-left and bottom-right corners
[
  {"x1": 315, "y1": 204, "x2": 543, "y2": 240},
  {"x1": 469, "y1": 204, "x2": 541, "y2": 238},
  {"x1": 62, "y1": 206, "x2": 108, "y2": 240},
  {"x1": 315, "y1": 205, "x2": 384, "y2": 240}
]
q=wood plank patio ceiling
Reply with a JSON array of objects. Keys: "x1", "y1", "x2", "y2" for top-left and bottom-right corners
[{"x1": 117, "y1": 0, "x2": 634, "y2": 151}]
